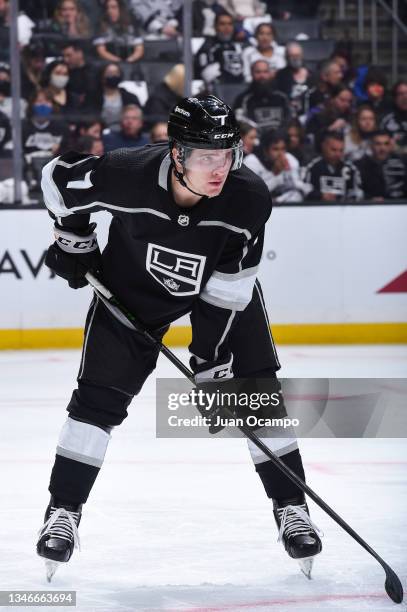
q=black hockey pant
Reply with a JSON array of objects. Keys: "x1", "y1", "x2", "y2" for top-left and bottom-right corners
[{"x1": 49, "y1": 281, "x2": 305, "y2": 504}]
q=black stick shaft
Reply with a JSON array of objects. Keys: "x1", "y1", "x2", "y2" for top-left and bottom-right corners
[{"x1": 84, "y1": 272, "x2": 403, "y2": 603}]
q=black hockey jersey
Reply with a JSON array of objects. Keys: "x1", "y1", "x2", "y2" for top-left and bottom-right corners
[
  {"x1": 357, "y1": 153, "x2": 407, "y2": 200},
  {"x1": 41, "y1": 144, "x2": 272, "y2": 363},
  {"x1": 234, "y1": 84, "x2": 291, "y2": 133},
  {"x1": 303, "y1": 156, "x2": 363, "y2": 201},
  {"x1": 195, "y1": 38, "x2": 246, "y2": 83}
]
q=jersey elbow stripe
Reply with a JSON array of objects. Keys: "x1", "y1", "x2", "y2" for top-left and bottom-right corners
[
  {"x1": 200, "y1": 267, "x2": 258, "y2": 311},
  {"x1": 41, "y1": 156, "x2": 68, "y2": 216}
]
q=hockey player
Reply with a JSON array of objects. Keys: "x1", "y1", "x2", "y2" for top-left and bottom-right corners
[{"x1": 37, "y1": 95, "x2": 322, "y2": 580}]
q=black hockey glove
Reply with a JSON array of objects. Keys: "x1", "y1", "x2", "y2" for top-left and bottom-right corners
[
  {"x1": 190, "y1": 357, "x2": 285, "y2": 435},
  {"x1": 190, "y1": 355, "x2": 236, "y2": 434},
  {"x1": 45, "y1": 222, "x2": 102, "y2": 289}
]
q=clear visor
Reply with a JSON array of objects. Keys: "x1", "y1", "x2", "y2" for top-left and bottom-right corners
[{"x1": 181, "y1": 146, "x2": 237, "y2": 171}]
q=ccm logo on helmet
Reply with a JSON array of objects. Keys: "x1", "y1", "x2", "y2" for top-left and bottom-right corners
[
  {"x1": 174, "y1": 106, "x2": 190, "y2": 117},
  {"x1": 214, "y1": 133, "x2": 235, "y2": 139}
]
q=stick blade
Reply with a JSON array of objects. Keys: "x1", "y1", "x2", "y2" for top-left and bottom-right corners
[{"x1": 384, "y1": 565, "x2": 403, "y2": 604}]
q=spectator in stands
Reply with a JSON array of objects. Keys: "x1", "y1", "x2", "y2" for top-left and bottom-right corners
[
  {"x1": 192, "y1": 0, "x2": 216, "y2": 37},
  {"x1": 308, "y1": 59, "x2": 344, "y2": 109},
  {"x1": 330, "y1": 48, "x2": 355, "y2": 86},
  {"x1": 59, "y1": 117, "x2": 104, "y2": 152},
  {"x1": 344, "y1": 105, "x2": 377, "y2": 162},
  {"x1": 242, "y1": 22, "x2": 285, "y2": 82},
  {"x1": 144, "y1": 64, "x2": 184, "y2": 129},
  {"x1": 262, "y1": 0, "x2": 290, "y2": 19},
  {"x1": 286, "y1": 118, "x2": 315, "y2": 166},
  {"x1": 103, "y1": 104, "x2": 148, "y2": 152},
  {"x1": 357, "y1": 66, "x2": 392, "y2": 120},
  {"x1": 234, "y1": 59, "x2": 291, "y2": 133},
  {"x1": 0, "y1": 64, "x2": 28, "y2": 119},
  {"x1": 239, "y1": 121, "x2": 258, "y2": 156},
  {"x1": 264, "y1": 0, "x2": 321, "y2": 18},
  {"x1": 0, "y1": 108, "x2": 10, "y2": 151},
  {"x1": 62, "y1": 41, "x2": 97, "y2": 111},
  {"x1": 20, "y1": 43, "x2": 46, "y2": 101},
  {"x1": 303, "y1": 131, "x2": 362, "y2": 201},
  {"x1": 217, "y1": 0, "x2": 266, "y2": 19},
  {"x1": 244, "y1": 128, "x2": 311, "y2": 201},
  {"x1": 0, "y1": 0, "x2": 9, "y2": 24},
  {"x1": 41, "y1": 60, "x2": 79, "y2": 120},
  {"x1": 1, "y1": 0, "x2": 36, "y2": 59},
  {"x1": 357, "y1": 130, "x2": 407, "y2": 200},
  {"x1": 195, "y1": 12, "x2": 246, "y2": 84},
  {"x1": 53, "y1": 0, "x2": 92, "y2": 38},
  {"x1": 129, "y1": 0, "x2": 181, "y2": 38},
  {"x1": 23, "y1": 89, "x2": 69, "y2": 156},
  {"x1": 75, "y1": 134, "x2": 104, "y2": 155},
  {"x1": 22, "y1": 89, "x2": 69, "y2": 189},
  {"x1": 78, "y1": 117, "x2": 103, "y2": 139},
  {"x1": 87, "y1": 63, "x2": 140, "y2": 129},
  {"x1": 381, "y1": 80, "x2": 407, "y2": 153},
  {"x1": 306, "y1": 84, "x2": 353, "y2": 148},
  {"x1": 94, "y1": 0, "x2": 144, "y2": 69},
  {"x1": 150, "y1": 121, "x2": 168, "y2": 143},
  {"x1": 274, "y1": 42, "x2": 315, "y2": 118},
  {"x1": 0, "y1": 0, "x2": 10, "y2": 62}
]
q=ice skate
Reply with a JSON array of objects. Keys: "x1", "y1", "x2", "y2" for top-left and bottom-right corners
[
  {"x1": 37, "y1": 496, "x2": 81, "y2": 582},
  {"x1": 273, "y1": 494, "x2": 322, "y2": 579}
]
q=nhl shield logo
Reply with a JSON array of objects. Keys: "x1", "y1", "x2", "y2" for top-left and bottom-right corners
[
  {"x1": 146, "y1": 243, "x2": 206, "y2": 296},
  {"x1": 178, "y1": 214, "x2": 189, "y2": 227}
]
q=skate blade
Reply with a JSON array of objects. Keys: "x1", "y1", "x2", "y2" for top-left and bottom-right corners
[
  {"x1": 45, "y1": 560, "x2": 60, "y2": 582},
  {"x1": 298, "y1": 556, "x2": 314, "y2": 579}
]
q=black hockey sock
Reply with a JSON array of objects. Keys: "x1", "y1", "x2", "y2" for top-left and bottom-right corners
[
  {"x1": 49, "y1": 454, "x2": 100, "y2": 505},
  {"x1": 255, "y1": 449, "x2": 306, "y2": 500}
]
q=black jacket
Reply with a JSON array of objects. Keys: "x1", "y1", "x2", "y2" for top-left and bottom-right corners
[
  {"x1": 144, "y1": 83, "x2": 181, "y2": 128},
  {"x1": 357, "y1": 153, "x2": 407, "y2": 199},
  {"x1": 234, "y1": 84, "x2": 291, "y2": 133}
]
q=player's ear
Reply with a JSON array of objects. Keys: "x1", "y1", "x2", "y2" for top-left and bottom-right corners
[{"x1": 171, "y1": 145, "x2": 183, "y2": 172}]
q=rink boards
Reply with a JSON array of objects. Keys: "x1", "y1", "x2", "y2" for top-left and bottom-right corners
[{"x1": 0, "y1": 204, "x2": 406, "y2": 348}]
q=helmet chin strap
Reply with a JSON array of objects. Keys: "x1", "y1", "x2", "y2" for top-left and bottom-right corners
[{"x1": 173, "y1": 166, "x2": 207, "y2": 198}]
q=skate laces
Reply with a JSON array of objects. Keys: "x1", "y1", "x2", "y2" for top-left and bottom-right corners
[
  {"x1": 39, "y1": 506, "x2": 81, "y2": 551},
  {"x1": 277, "y1": 504, "x2": 323, "y2": 543}
]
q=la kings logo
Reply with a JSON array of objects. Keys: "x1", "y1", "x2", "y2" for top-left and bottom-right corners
[{"x1": 146, "y1": 243, "x2": 206, "y2": 296}]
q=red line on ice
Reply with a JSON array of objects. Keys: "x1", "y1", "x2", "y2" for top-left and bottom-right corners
[{"x1": 175, "y1": 592, "x2": 387, "y2": 611}]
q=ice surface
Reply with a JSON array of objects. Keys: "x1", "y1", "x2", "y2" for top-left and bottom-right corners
[{"x1": 0, "y1": 346, "x2": 406, "y2": 611}]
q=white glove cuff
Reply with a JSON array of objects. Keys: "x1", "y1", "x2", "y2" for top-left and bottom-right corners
[
  {"x1": 194, "y1": 356, "x2": 233, "y2": 384},
  {"x1": 54, "y1": 227, "x2": 98, "y2": 254}
]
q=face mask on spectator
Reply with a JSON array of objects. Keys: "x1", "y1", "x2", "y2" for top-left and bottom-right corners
[
  {"x1": 0, "y1": 80, "x2": 11, "y2": 96},
  {"x1": 51, "y1": 74, "x2": 69, "y2": 89},
  {"x1": 288, "y1": 57, "x2": 303, "y2": 70},
  {"x1": 33, "y1": 103, "x2": 53, "y2": 117},
  {"x1": 367, "y1": 84, "x2": 384, "y2": 99},
  {"x1": 104, "y1": 75, "x2": 121, "y2": 88}
]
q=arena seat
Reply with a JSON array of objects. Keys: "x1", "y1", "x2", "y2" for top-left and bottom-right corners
[
  {"x1": 300, "y1": 39, "x2": 336, "y2": 62},
  {"x1": 213, "y1": 83, "x2": 248, "y2": 108},
  {"x1": 142, "y1": 39, "x2": 181, "y2": 62},
  {"x1": 273, "y1": 19, "x2": 321, "y2": 44}
]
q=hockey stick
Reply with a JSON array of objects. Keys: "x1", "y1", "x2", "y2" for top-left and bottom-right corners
[{"x1": 85, "y1": 271, "x2": 403, "y2": 604}]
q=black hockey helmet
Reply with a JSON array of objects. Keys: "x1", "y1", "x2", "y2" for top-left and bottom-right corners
[{"x1": 168, "y1": 95, "x2": 243, "y2": 171}]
